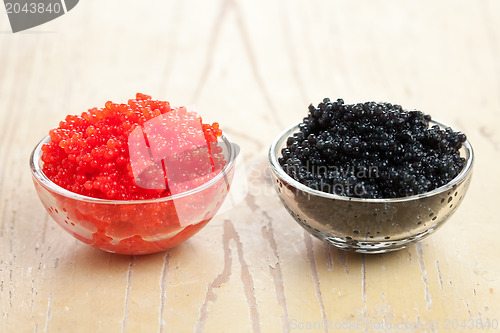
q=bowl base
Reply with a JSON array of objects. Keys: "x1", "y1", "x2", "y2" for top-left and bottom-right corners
[{"x1": 301, "y1": 222, "x2": 437, "y2": 254}]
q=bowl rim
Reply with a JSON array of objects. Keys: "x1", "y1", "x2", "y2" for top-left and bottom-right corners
[
  {"x1": 268, "y1": 119, "x2": 474, "y2": 203},
  {"x1": 30, "y1": 133, "x2": 237, "y2": 204}
]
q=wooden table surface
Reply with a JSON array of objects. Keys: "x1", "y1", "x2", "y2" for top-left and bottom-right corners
[{"x1": 1, "y1": 1, "x2": 500, "y2": 332}]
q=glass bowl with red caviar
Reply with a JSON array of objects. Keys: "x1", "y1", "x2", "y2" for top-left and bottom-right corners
[{"x1": 30, "y1": 94, "x2": 237, "y2": 255}]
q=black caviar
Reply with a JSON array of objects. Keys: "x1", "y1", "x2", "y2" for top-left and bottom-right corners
[{"x1": 278, "y1": 98, "x2": 467, "y2": 198}]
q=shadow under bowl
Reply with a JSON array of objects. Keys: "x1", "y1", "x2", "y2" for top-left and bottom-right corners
[
  {"x1": 30, "y1": 134, "x2": 236, "y2": 255},
  {"x1": 268, "y1": 121, "x2": 474, "y2": 254}
]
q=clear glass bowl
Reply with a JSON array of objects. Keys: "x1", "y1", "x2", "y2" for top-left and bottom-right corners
[
  {"x1": 268, "y1": 121, "x2": 474, "y2": 253},
  {"x1": 30, "y1": 134, "x2": 236, "y2": 255}
]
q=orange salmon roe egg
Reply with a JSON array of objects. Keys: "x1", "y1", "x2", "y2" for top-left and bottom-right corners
[{"x1": 41, "y1": 93, "x2": 224, "y2": 200}]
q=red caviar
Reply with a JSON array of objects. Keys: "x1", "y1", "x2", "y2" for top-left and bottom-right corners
[
  {"x1": 41, "y1": 93, "x2": 224, "y2": 200},
  {"x1": 35, "y1": 94, "x2": 232, "y2": 254}
]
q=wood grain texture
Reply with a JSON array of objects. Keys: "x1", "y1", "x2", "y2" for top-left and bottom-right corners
[{"x1": 1, "y1": 0, "x2": 499, "y2": 332}]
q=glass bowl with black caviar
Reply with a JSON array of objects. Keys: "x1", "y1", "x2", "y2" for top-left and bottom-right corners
[{"x1": 268, "y1": 99, "x2": 474, "y2": 253}]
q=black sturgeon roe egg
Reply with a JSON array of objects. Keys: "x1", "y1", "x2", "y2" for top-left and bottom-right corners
[{"x1": 279, "y1": 99, "x2": 467, "y2": 198}]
